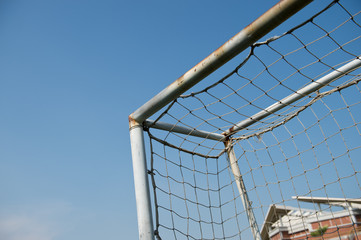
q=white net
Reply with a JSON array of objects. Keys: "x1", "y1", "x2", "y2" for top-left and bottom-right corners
[{"x1": 144, "y1": 1, "x2": 361, "y2": 239}]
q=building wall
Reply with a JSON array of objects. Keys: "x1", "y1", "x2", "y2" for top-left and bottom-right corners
[{"x1": 270, "y1": 214, "x2": 361, "y2": 240}]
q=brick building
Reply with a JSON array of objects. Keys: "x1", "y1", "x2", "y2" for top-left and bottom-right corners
[{"x1": 261, "y1": 197, "x2": 361, "y2": 240}]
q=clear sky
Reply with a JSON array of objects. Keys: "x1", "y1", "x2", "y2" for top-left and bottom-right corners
[{"x1": 1, "y1": 0, "x2": 359, "y2": 240}]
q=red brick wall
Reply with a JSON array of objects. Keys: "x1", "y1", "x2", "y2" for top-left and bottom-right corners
[
  {"x1": 269, "y1": 214, "x2": 361, "y2": 240},
  {"x1": 270, "y1": 227, "x2": 355, "y2": 239},
  {"x1": 311, "y1": 215, "x2": 351, "y2": 230},
  {"x1": 270, "y1": 232, "x2": 282, "y2": 240}
]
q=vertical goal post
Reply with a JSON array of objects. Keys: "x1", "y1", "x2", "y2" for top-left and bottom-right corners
[{"x1": 129, "y1": 0, "x2": 361, "y2": 239}]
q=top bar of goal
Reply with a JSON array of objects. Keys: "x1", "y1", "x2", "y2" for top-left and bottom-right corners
[{"x1": 129, "y1": 0, "x2": 313, "y2": 126}]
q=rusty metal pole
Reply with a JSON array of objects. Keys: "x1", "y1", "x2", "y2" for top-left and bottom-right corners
[{"x1": 129, "y1": 0, "x2": 313, "y2": 124}]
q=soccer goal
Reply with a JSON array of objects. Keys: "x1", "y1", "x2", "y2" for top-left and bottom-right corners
[{"x1": 129, "y1": 0, "x2": 361, "y2": 239}]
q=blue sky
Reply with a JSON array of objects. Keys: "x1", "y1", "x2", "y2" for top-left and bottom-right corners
[
  {"x1": 1, "y1": 0, "x2": 360, "y2": 239},
  {"x1": 0, "y1": 0, "x2": 279, "y2": 239}
]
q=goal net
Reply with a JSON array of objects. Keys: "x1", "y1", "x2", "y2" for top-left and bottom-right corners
[{"x1": 134, "y1": 0, "x2": 361, "y2": 239}]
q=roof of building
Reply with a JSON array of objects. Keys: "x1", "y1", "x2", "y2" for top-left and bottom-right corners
[
  {"x1": 293, "y1": 196, "x2": 361, "y2": 209},
  {"x1": 260, "y1": 197, "x2": 361, "y2": 240}
]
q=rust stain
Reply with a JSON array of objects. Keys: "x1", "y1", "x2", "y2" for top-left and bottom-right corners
[
  {"x1": 128, "y1": 114, "x2": 139, "y2": 129},
  {"x1": 222, "y1": 126, "x2": 235, "y2": 137},
  {"x1": 177, "y1": 79, "x2": 184, "y2": 86}
]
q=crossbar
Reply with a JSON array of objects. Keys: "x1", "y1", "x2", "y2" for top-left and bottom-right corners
[{"x1": 129, "y1": 0, "x2": 313, "y2": 125}]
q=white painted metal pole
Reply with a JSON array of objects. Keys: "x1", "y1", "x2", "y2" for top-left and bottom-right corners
[
  {"x1": 223, "y1": 57, "x2": 361, "y2": 137},
  {"x1": 144, "y1": 119, "x2": 225, "y2": 142},
  {"x1": 130, "y1": 123, "x2": 154, "y2": 240},
  {"x1": 225, "y1": 141, "x2": 261, "y2": 240},
  {"x1": 129, "y1": 0, "x2": 313, "y2": 124}
]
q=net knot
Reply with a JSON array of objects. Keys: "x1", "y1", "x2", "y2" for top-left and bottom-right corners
[{"x1": 154, "y1": 230, "x2": 162, "y2": 240}]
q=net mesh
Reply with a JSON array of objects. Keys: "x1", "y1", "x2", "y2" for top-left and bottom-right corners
[{"x1": 144, "y1": 1, "x2": 361, "y2": 239}]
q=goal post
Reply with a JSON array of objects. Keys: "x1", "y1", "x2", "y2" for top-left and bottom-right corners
[
  {"x1": 129, "y1": 1, "x2": 312, "y2": 239},
  {"x1": 129, "y1": 0, "x2": 361, "y2": 239},
  {"x1": 129, "y1": 0, "x2": 313, "y2": 124},
  {"x1": 129, "y1": 123, "x2": 154, "y2": 240}
]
